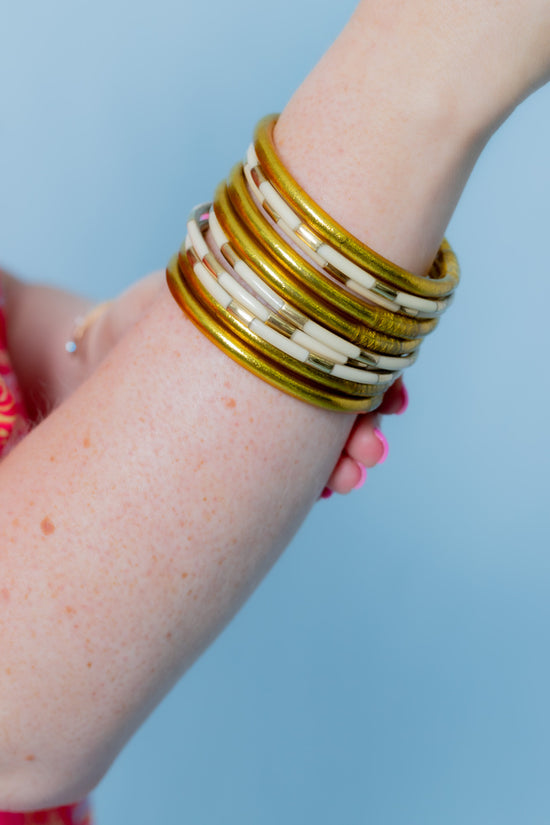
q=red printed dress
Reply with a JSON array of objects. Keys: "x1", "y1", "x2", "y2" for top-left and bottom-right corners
[
  {"x1": 0, "y1": 290, "x2": 28, "y2": 455},
  {"x1": 0, "y1": 286, "x2": 93, "y2": 825}
]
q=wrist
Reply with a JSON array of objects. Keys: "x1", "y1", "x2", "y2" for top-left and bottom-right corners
[
  {"x1": 275, "y1": 3, "x2": 509, "y2": 277},
  {"x1": 275, "y1": 20, "x2": 496, "y2": 274},
  {"x1": 346, "y1": 0, "x2": 543, "y2": 135}
]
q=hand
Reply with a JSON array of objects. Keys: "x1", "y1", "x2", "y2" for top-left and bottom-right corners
[{"x1": 77, "y1": 270, "x2": 165, "y2": 369}]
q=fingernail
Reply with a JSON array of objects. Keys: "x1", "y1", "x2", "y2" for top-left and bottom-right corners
[
  {"x1": 395, "y1": 383, "x2": 409, "y2": 415},
  {"x1": 353, "y1": 462, "x2": 368, "y2": 490},
  {"x1": 373, "y1": 428, "x2": 389, "y2": 464},
  {"x1": 319, "y1": 487, "x2": 333, "y2": 500}
]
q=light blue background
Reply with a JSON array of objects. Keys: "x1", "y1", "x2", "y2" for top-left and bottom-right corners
[{"x1": 2, "y1": 2, "x2": 550, "y2": 823}]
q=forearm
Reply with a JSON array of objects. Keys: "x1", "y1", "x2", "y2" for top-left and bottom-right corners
[
  {"x1": 0, "y1": 0, "x2": 535, "y2": 810},
  {"x1": 276, "y1": 0, "x2": 532, "y2": 277},
  {"x1": 0, "y1": 290, "x2": 354, "y2": 808}
]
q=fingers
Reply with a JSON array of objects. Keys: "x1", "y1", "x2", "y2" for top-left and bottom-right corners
[
  {"x1": 376, "y1": 376, "x2": 408, "y2": 415},
  {"x1": 319, "y1": 379, "x2": 408, "y2": 500},
  {"x1": 319, "y1": 414, "x2": 383, "y2": 498},
  {"x1": 345, "y1": 414, "x2": 388, "y2": 468},
  {"x1": 323, "y1": 455, "x2": 368, "y2": 497}
]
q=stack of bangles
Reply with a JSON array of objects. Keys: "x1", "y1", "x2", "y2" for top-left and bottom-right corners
[{"x1": 166, "y1": 114, "x2": 460, "y2": 413}]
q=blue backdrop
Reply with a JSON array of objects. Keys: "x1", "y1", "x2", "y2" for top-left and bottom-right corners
[{"x1": 2, "y1": 2, "x2": 550, "y2": 823}]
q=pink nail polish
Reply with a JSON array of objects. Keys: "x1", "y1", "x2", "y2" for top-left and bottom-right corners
[
  {"x1": 320, "y1": 487, "x2": 333, "y2": 500},
  {"x1": 373, "y1": 428, "x2": 389, "y2": 464},
  {"x1": 353, "y1": 462, "x2": 368, "y2": 490},
  {"x1": 396, "y1": 384, "x2": 409, "y2": 415}
]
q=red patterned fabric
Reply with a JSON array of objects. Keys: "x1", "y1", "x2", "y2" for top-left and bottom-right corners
[
  {"x1": 0, "y1": 799, "x2": 92, "y2": 824},
  {"x1": 0, "y1": 287, "x2": 29, "y2": 457},
  {"x1": 0, "y1": 285, "x2": 94, "y2": 823}
]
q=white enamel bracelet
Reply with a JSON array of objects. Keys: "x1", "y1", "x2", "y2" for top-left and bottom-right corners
[
  {"x1": 184, "y1": 207, "x2": 397, "y2": 387},
  {"x1": 205, "y1": 205, "x2": 416, "y2": 373}
]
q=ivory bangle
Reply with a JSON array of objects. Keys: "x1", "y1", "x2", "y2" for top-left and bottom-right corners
[
  {"x1": 183, "y1": 216, "x2": 394, "y2": 389},
  {"x1": 188, "y1": 212, "x2": 347, "y2": 364},
  {"x1": 167, "y1": 256, "x2": 383, "y2": 412},
  {"x1": 213, "y1": 185, "x2": 421, "y2": 357},
  {"x1": 227, "y1": 163, "x2": 437, "y2": 341},
  {"x1": 206, "y1": 206, "x2": 416, "y2": 371},
  {"x1": 180, "y1": 247, "x2": 386, "y2": 395},
  {"x1": 188, "y1": 206, "x2": 413, "y2": 376},
  {"x1": 170, "y1": 251, "x2": 386, "y2": 409}
]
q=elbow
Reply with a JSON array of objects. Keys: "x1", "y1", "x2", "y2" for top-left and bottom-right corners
[
  {"x1": 0, "y1": 754, "x2": 106, "y2": 812},
  {"x1": 0, "y1": 685, "x2": 119, "y2": 810}
]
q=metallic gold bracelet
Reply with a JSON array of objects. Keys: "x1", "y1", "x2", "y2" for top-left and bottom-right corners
[
  {"x1": 244, "y1": 148, "x2": 451, "y2": 318},
  {"x1": 184, "y1": 208, "x2": 397, "y2": 388},
  {"x1": 187, "y1": 205, "x2": 416, "y2": 375},
  {"x1": 167, "y1": 254, "x2": 384, "y2": 413},
  {"x1": 213, "y1": 183, "x2": 421, "y2": 357},
  {"x1": 179, "y1": 244, "x2": 388, "y2": 397},
  {"x1": 253, "y1": 114, "x2": 459, "y2": 299},
  {"x1": 227, "y1": 162, "x2": 437, "y2": 339},
  {"x1": 165, "y1": 114, "x2": 460, "y2": 412}
]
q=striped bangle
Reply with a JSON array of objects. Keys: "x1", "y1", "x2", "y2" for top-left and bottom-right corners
[
  {"x1": 226, "y1": 163, "x2": 438, "y2": 339},
  {"x1": 213, "y1": 182, "x2": 422, "y2": 357},
  {"x1": 168, "y1": 252, "x2": 385, "y2": 413},
  {"x1": 165, "y1": 114, "x2": 460, "y2": 413},
  {"x1": 190, "y1": 206, "x2": 417, "y2": 374},
  {"x1": 183, "y1": 209, "x2": 395, "y2": 390}
]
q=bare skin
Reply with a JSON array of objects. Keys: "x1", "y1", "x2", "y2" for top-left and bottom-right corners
[
  {"x1": 1, "y1": 0, "x2": 550, "y2": 810},
  {"x1": 1, "y1": 268, "x2": 396, "y2": 494}
]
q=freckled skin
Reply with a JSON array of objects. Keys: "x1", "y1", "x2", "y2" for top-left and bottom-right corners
[
  {"x1": 40, "y1": 516, "x2": 55, "y2": 536},
  {"x1": 0, "y1": 2, "x2": 509, "y2": 806}
]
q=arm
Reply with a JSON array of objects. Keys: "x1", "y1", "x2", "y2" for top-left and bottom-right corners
[
  {"x1": 0, "y1": 268, "x2": 393, "y2": 492},
  {"x1": 0, "y1": 269, "x2": 164, "y2": 419},
  {"x1": 1, "y1": 0, "x2": 547, "y2": 810}
]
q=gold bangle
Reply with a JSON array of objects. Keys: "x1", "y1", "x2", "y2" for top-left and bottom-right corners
[
  {"x1": 253, "y1": 114, "x2": 460, "y2": 299},
  {"x1": 227, "y1": 162, "x2": 438, "y2": 340},
  {"x1": 167, "y1": 255, "x2": 383, "y2": 413},
  {"x1": 179, "y1": 246, "x2": 387, "y2": 398},
  {"x1": 213, "y1": 183, "x2": 421, "y2": 357},
  {"x1": 165, "y1": 113, "x2": 460, "y2": 413},
  {"x1": 244, "y1": 151, "x2": 451, "y2": 319}
]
